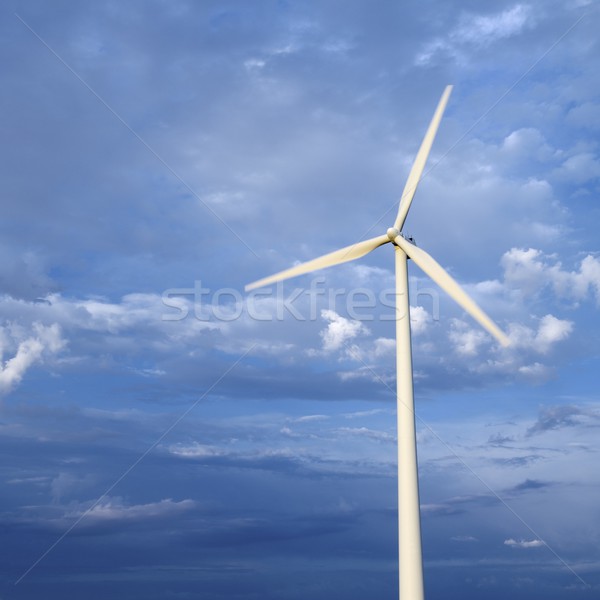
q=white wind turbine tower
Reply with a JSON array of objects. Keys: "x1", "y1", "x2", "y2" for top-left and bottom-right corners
[{"x1": 246, "y1": 85, "x2": 509, "y2": 600}]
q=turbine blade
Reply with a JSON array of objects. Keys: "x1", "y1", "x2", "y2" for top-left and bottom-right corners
[
  {"x1": 393, "y1": 85, "x2": 453, "y2": 232},
  {"x1": 246, "y1": 235, "x2": 390, "y2": 292},
  {"x1": 394, "y1": 235, "x2": 510, "y2": 346}
]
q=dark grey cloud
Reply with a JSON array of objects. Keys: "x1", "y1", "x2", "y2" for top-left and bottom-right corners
[
  {"x1": 508, "y1": 478, "x2": 552, "y2": 494},
  {"x1": 527, "y1": 405, "x2": 600, "y2": 437},
  {"x1": 487, "y1": 433, "x2": 515, "y2": 446},
  {"x1": 491, "y1": 455, "x2": 544, "y2": 468}
]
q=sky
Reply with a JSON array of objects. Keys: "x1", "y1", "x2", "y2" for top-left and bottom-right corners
[{"x1": 1, "y1": 0, "x2": 600, "y2": 598}]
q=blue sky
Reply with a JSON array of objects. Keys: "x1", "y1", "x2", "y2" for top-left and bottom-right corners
[{"x1": 1, "y1": 1, "x2": 600, "y2": 598}]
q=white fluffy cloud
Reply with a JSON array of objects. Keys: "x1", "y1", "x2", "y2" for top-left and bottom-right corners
[
  {"x1": 0, "y1": 322, "x2": 65, "y2": 395},
  {"x1": 449, "y1": 319, "x2": 489, "y2": 356},
  {"x1": 501, "y1": 128, "x2": 554, "y2": 162},
  {"x1": 319, "y1": 309, "x2": 368, "y2": 352},
  {"x1": 450, "y1": 313, "x2": 573, "y2": 358},
  {"x1": 502, "y1": 248, "x2": 600, "y2": 304},
  {"x1": 448, "y1": 313, "x2": 572, "y2": 383},
  {"x1": 410, "y1": 305, "x2": 430, "y2": 335},
  {"x1": 509, "y1": 314, "x2": 573, "y2": 354}
]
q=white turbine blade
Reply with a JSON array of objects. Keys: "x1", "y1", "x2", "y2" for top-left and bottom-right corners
[
  {"x1": 394, "y1": 235, "x2": 510, "y2": 346},
  {"x1": 246, "y1": 234, "x2": 390, "y2": 292},
  {"x1": 393, "y1": 85, "x2": 453, "y2": 232}
]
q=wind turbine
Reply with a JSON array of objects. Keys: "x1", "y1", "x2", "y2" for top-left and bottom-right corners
[{"x1": 246, "y1": 85, "x2": 509, "y2": 600}]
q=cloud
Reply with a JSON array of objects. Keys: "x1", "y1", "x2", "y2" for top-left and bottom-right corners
[
  {"x1": 501, "y1": 248, "x2": 551, "y2": 295},
  {"x1": 446, "y1": 313, "x2": 572, "y2": 383},
  {"x1": 504, "y1": 538, "x2": 545, "y2": 548},
  {"x1": 0, "y1": 322, "x2": 65, "y2": 395},
  {"x1": 410, "y1": 305, "x2": 430, "y2": 335},
  {"x1": 567, "y1": 101, "x2": 600, "y2": 131},
  {"x1": 449, "y1": 319, "x2": 489, "y2": 356},
  {"x1": 319, "y1": 309, "x2": 368, "y2": 353},
  {"x1": 373, "y1": 337, "x2": 396, "y2": 357},
  {"x1": 508, "y1": 479, "x2": 552, "y2": 493},
  {"x1": 168, "y1": 443, "x2": 227, "y2": 459},
  {"x1": 293, "y1": 414, "x2": 329, "y2": 423},
  {"x1": 534, "y1": 315, "x2": 573, "y2": 352},
  {"x1": 8, "y1": 495, "x2": 199, "y2": 536},
  {"x1": 416, "y1": 4, "x2": 533, "y2": 65},
  {"x1": 343, "y1": 408, "x2": 388, "y2": 419},
  {"x1": 0, "y1": 291, "x2": 225, "y2": 370},
  {"x1": 501, "y1": 248, "x2": 600, "y2": 304},
  {"x1": 501, "y1": 128, "x2": 554, "y2": 162},
  {"x1": 455, "y1": 4, "x2": 532, "y2": 44},
  {"x1": 527, "y1": 405, "x2": 600, "y2": 437},
  {"x1": 0, "y1": 253, "x2": 577, "y2": 398},
  {"x1": 421, "y1": 493, "x2": 499, "y2": 517},
  {"x1": 335, "y1": 427, "x2": 395, "y2": 443},
  {"x1": 315, "y1": 303, "x2": 430, "y2": 377},
  {"x1": 487, "y1": 434, "x2": 514, "y2": 447},
  {"x1": 67, "y1": 497, "x2": 197, "y2": 525},
  {"x1": 509, "y1": 314, "x2": 573, "y2": 355},
  {"x1": 166, "y1": 443, "x2": 310, "y2": 472},
  {"x1": 555, "y1": 152, "x2": 600, "y2": 184}
]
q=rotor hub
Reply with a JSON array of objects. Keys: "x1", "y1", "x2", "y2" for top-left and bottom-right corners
[{"x1": 386, "y1": 227, "x2": 399, "y2": 242}]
